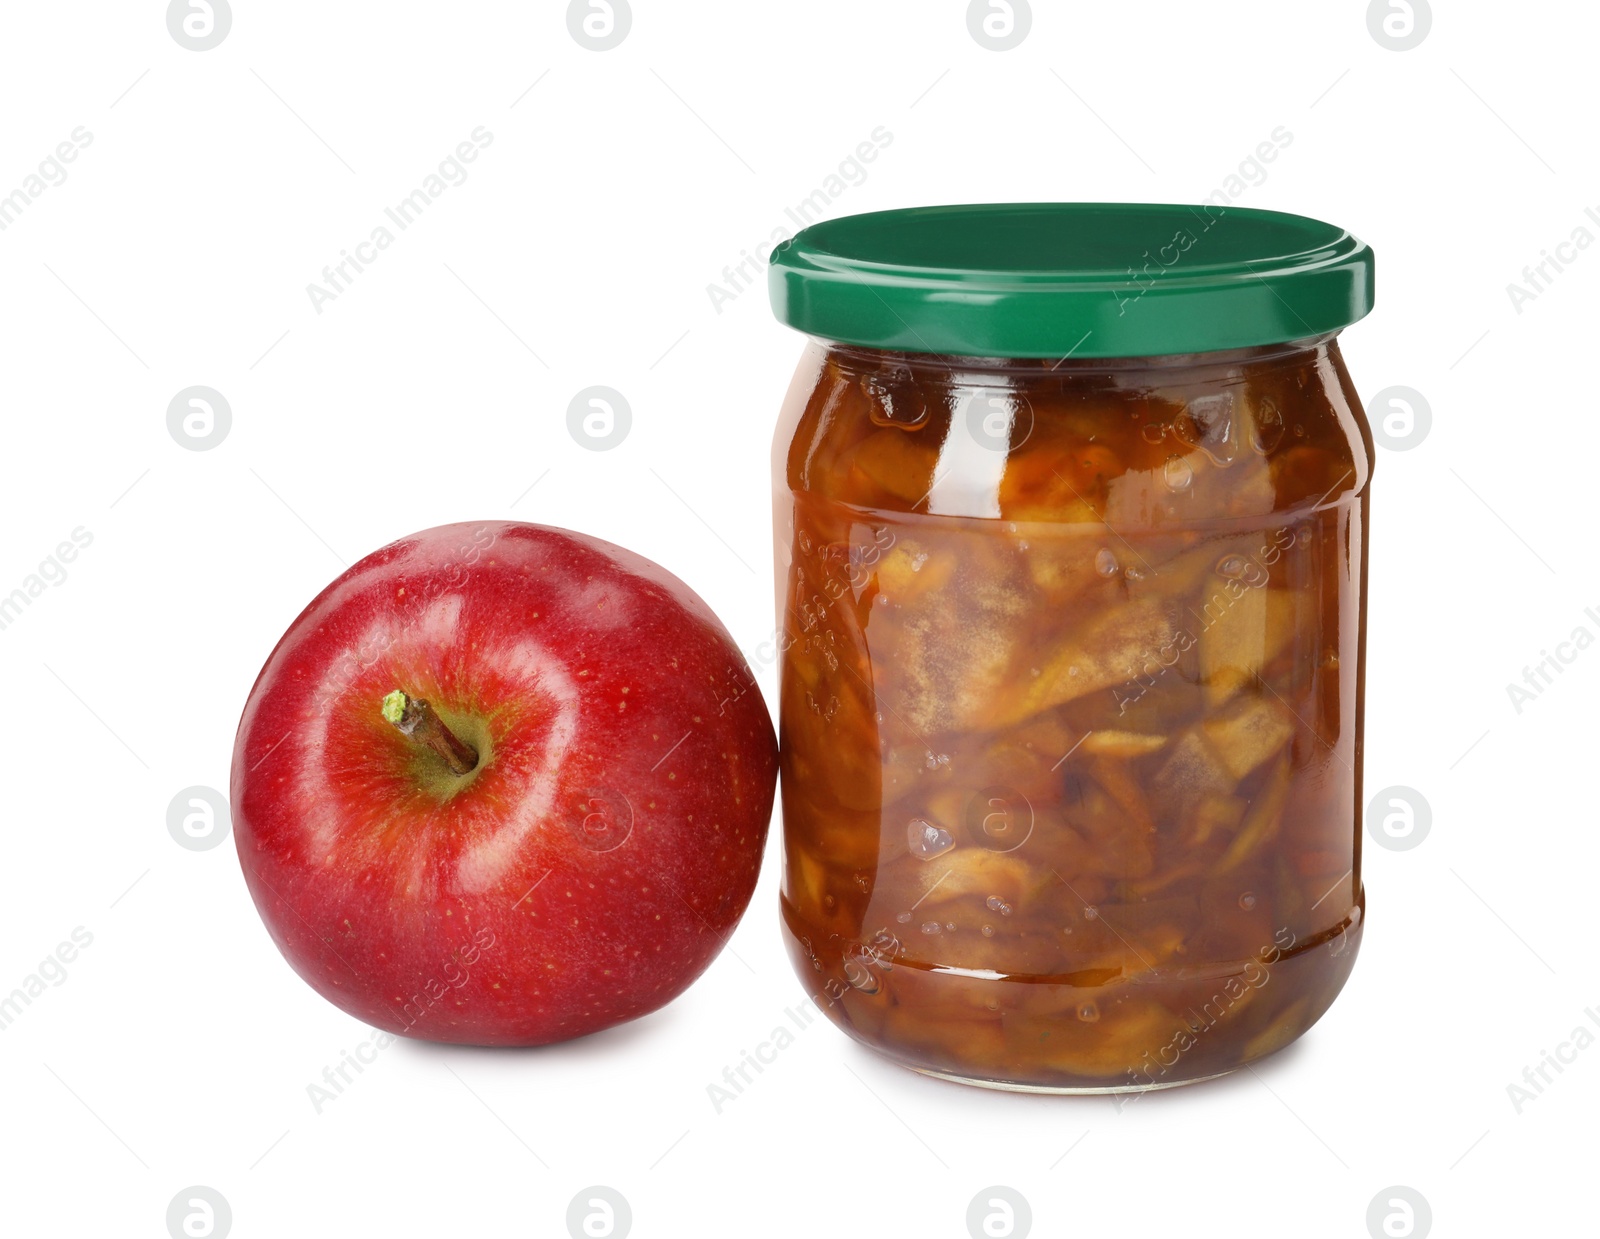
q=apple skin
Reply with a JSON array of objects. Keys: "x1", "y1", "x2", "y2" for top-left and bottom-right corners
[{"x1": 230, "y1": 522, "x2": 777, "y2": 1046}]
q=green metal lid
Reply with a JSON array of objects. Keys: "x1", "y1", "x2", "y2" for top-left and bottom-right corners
[{"x1": 768, "y1": 203, "x2": 1374, "y2": 359}]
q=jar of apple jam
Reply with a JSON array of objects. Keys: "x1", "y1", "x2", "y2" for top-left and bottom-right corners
[{"x1": 768, "y1": 204, "x2": 1375, "y2": 1092}]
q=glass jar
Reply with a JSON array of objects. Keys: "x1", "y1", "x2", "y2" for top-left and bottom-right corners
[{"x1": 768, "y1": 204, "x2": 1375, "y2": 1092}]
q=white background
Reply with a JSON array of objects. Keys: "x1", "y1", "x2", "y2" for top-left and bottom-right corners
[{"x1": 0, "y1": 2, "x2": 1593, "y2": 1236}]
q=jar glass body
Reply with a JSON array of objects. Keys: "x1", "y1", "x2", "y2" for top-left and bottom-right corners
[{"x1": 772, "y1": 336, "x2": 1373, "y2": 1091}]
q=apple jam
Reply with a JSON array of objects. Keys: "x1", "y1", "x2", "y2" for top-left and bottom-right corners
[{"x1": 772, "y1": 331, "x2": 1372, "y2": 1090}]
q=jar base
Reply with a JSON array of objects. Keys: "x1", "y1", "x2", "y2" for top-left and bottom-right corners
[{"x1": 908, "y1": 1064, "x2": 1241, "y2": 1095}]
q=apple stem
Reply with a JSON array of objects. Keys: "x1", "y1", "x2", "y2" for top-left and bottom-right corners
[{"x1": 381, "y1": 690, "x2": 478, "y2": 776}]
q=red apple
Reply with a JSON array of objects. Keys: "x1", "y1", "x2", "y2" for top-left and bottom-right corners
[{"x1": 230, "y1": 522, "x2": 777, "y2": 1046}]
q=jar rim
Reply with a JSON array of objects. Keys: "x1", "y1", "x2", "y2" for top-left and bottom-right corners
[{"x1": 769, "y1": 203, "x2": 1374, "y2": 360}]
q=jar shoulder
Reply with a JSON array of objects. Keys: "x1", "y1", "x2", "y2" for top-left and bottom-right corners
[{"x1": 774, "y1": 341, "x2": 1373, "y2": 526}]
